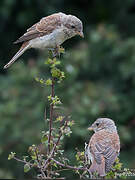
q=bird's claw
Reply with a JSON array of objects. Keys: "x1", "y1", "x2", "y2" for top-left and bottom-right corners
[{"x1": 49, "y1": 46, "x2": 65, "y2": 58}]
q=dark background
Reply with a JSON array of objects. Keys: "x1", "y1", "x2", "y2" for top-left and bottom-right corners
[{"x1": 0, "y1": 0, "x2": 135, "y2": 179}]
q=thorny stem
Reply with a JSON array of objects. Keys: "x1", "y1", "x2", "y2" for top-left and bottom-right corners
[
  {"x1": 44, "y1": 118, "x2": 69, "y2": 170},
  {"x1": 51, "y1": 158, "x2": 91, "y2": 179},
  {"x1": 13, "y1": 157, "x2": 29, "y2": 165},
  {"x1": 51, "y1": 118, "x2": 68, "y2": 156},
  {"x1": 38, "y1": 177, "x2": 65, "y2": 180},
  {"x1": 47, "y1": 77, "x2": 55, "y2": 177},
  {"x1": 34, "y1": 147, "x2": 47, "y2": 178},
  {"x1": 51, "y1": 158, "x2": 89, "y2": 172},
  {"x1": 48, "y1": 78, "x2": 55, "y2": 154},
  {"x1": 13, "y1": 155, "x2": 47, "y2": 178},
  {"x1": 12, "y1": 52, "x2": 89, "y2": 179},
  {"x1": 13, "y1": 156, "x2": 37, "y2": 170}
]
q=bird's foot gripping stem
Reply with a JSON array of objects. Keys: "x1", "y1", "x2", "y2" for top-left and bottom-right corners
[{"x1": 50, "y1": 46, "x2": 65, "y2": 58}]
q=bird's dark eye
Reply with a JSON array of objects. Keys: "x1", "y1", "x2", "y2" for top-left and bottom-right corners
[
  {"x1": 96, "y1": 123, "x2": 100, "y2": 126},
  {"x1": 71, "y1": 25, "x2": 75, "y2": 29}
]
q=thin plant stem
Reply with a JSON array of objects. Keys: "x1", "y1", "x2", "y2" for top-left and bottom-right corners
[
  {"x1": 51, "y1": 158, "x2": 88, "y2": 171},
  {"x1": 34, "y1": 147, "x2": 47, "y2": 178},
  {"x1": 44, "y1": 118, "x2": 69, "y2": 170},
  {"x1": 47, "y1": 70, "x2": 55, "y2": 177},
  {"x1": 48, "y1": 77, "x2": 55, "y2": 154}
]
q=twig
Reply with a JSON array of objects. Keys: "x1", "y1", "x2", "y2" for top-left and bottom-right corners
[
  {"x1": 51, "y1": 118, "x2": 68, "y2": 156},
  {"x1": 48, "y1": 78, "x2": 55, "y2": 154},
  {"x1": 34, "y1": 147, "x2": 47, "y2": 178},
  {"x1": 13, "y1": 155, "x2": 47, "y2": 178},
  {"x1": 47, "y1": 77, "x2": 55, "y2": 178},
  {"x1": 51, "y1": 158, "x2": 88, "y2": 172},
  {"x1": 43, "y1": 118, "x2": 69, "y2": 170},
  {"x1": 38, "y1": 178, "x2": 65, "y2": 180},
  {"x1": 13, "y1": 157, "x2": 33, "y2": 167}
]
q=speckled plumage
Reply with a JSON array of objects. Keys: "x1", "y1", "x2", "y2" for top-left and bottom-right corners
[
  {"x1": 87, "y1": 118, "x2": 120, "y2": 177},
  {"x1": 4, "y1": 12, "x2": 83, "y2": 69}
]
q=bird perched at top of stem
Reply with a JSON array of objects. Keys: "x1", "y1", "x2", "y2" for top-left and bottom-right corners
[
  {"x1": 86, "y1": 118, "x2": 120, "y2": 177},
  {"x1": 4, "y1": 12, "x2": 84, "y2": 69}
]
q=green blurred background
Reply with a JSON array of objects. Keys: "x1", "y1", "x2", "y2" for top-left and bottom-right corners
[{"x1": 0, "y1": 0, "x2": 135, "y2": 179}]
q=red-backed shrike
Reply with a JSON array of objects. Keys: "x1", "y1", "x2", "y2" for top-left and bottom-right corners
[
  {"x1": 4, "y1": 12, "x2": 83, "y2": 69},
  {"x1": 86, "y1": 118, "x2": 120, "y2": 177}
]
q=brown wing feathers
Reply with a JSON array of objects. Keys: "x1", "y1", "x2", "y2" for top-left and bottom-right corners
[
  {"x1": 14, "y1": 13, "x2": 61, "y2": 44},
  {"x1": 13, "y1": 30, "x2": 44, "y2": 44},
  {"x1": 89, "y1": 131, "x2": 120, "y2": 176}
]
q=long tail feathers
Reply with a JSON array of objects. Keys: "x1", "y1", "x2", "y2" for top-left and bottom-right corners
[
  {"x1": 4, "y1": 42, "x2": 29, "y2": 69},
  {"x1": 90, "y1": 159, "x2": 106, "y2": 177}
]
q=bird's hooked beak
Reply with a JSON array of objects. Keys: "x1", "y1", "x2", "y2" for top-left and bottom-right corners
[
  {"x1": 88, "y1": 125, "x2": 93, "y2": 131},
  {"x1": 77, "y1": 31, "x2": 84, "y2": 38}
]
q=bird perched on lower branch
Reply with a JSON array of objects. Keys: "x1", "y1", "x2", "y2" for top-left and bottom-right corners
[
  {"x1": 86, "y1": 118, "x2": 120, "y2": 177},
  {"x1": 4, "y1": 12, "x2": 84, "y2": 69}
]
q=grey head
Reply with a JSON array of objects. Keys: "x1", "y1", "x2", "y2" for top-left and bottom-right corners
[
  {"x1": 88, "y1": 118, "x2": 117, "y2": 133},
  {"x1": 60, "y1": 13, "x2": 84, "y2": 39}
]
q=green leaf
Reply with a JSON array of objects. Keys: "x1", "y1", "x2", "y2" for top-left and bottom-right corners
[
  {"x1": 41, "y1": 135, "x2": 48, "y2": 143},
  {"x1": 35, "y1": 77, "x2": 39, "y2": 82},
  {"x1": 24, "y1": 164, "x2": 30, "y2": 173},
  {"x1": 8, "y1": 152, "x2": 16, "y2": 160},
  {"x1": 53, "y1": 162, "x2": 57, "y2": 168},
  {"x1": 67, "y1": 120, "x2": 74, "y2": 127},
  {"x1": 56, "y1": 116, "x2": 64, "y2": 122},
  {"x1": 31, "y1": 155, "x2": 36, "y2": 160},
  {"x1": 45, "y1": 58, "x2": 53, "y2": 65},
  {"x1": 45, "y1": 79, "x2": 52, "y2": 86},
  {"x1": 51, "y1": 67, "x2": 61, "y2": 78},
  {"x1": 48, "y1": 95, "x2": 52, "y2": 101}
]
